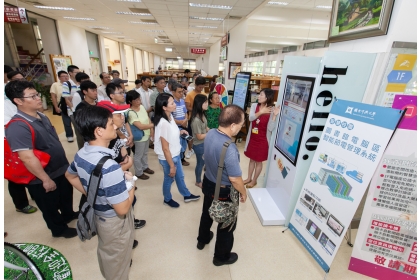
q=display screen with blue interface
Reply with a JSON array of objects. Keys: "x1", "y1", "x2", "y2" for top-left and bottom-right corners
[
  {"x1": 275, "y1": 76, "x2": 315, "y2": 165},
  {"x1": 232, "y1": 72, "x2": 251, "y2": 110}
]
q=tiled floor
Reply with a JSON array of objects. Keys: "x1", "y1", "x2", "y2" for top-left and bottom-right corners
[{"x1": 4, "y1": 109, "x2": 372, "y2": 279}]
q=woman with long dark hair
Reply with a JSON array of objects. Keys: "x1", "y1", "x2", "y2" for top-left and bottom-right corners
[
  {"x1": 190, "y1": 94, "x2": 209, "y2": 188},
  {"x1": 153, "y1": 93, "x2": 201, "y2": 208},
  {"x1": 243, "y1": 88, "x2": 280, "y2": 188}
]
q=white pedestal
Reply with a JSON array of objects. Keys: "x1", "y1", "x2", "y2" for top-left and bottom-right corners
[{"x1": 248, "y1": 188, "x2": 285, "y2": 226}]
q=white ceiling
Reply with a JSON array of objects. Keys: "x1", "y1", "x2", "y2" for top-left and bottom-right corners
[{"x1": 6, "y1": 0, "x2": 332, "y2": 58}]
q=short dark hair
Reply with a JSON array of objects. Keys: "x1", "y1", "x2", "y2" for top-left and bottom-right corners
[
  {"x1": 5, "y1": 80, "x2": 35, "y2": 106},
  {"x1": 134, "y1": 79, "x2": 141, "y2": 85},
  {"x1": 7, "y1": 71, "x2": 24, "y2": 80},
  {"x1": 195, "y1": 76, "x2": 206, "y2": 86},
  {"x1": 153, "y1": 93, "x2": 173, "y2": 127},
  {"x1": 212, "y1": 75, "x2": 218, "y2": 82},
  {"x1": 218, "y1": 105, "x2": 244, "y2": 128},
  {"x1": 75, "y1": 72, "x2": 90, "y2": 83},
  {"x1": 184, "y1": 69, "x2": 191, "y2": 74},
  {"x1": 208, "y1": 92, "x2": 219, "y2": 105},
  {"x1": 171, "y1": 83, "x2": 183, "y2": 92},
  {"x1": 105, "y1": 83, "x2": 122, "y2": 99},
  {"x1": 111, "y1": 70, "x2": 120, "y2": 75},
  {"x1": 260, "y1": 88, "x2": 275, "y2": 107},
  {"x1": 154, "y1": 76, "x2": 165, "y2": 84},
  {"x1": 141, "y1": 75, "x2": 151, "y2": 82},
  {"x1": 99, "y1": 72, "x2": 109, "y2": 79},
  {"x1": 181, "y1": 77, "x2": 188, "y2": 83},
  {"x1": 57, "y1": 71, "x2": 68, "y2": 77},
  {"x1": 126, "y1": 90, "x2": 140, "y2": 106},
  {"x1": 67, "y1": 65, "x2": 79, "y2": 73},
  {"x1": 4, "y1": 65, "x2": 14, "y2": 74},
  {"x1": 192, "y1": 73, "x2": 199, "y2": 79},
  {"x1": 80, "y1": 80, "x2": 97, "y2": 93},
  {"x1": 74, "y1": 105, "x2": 112, "y2": 142}
]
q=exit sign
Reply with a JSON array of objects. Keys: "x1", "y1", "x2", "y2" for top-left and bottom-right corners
[{"x1": 191, "y1": 48, "x2": 206, "y2": 54}]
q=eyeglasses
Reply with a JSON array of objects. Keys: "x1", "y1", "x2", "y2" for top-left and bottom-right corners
[{"x1": 21, "y1": 93, "x2": 41, "y2": 100}]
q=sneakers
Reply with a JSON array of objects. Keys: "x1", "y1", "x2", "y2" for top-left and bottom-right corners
[
  {"x1": 213, "y1": 252, "x2": 238, "y2": 266},
  {"x1": 197, "y1": 231, "x2": 214, "y2": 250},
  {"x1": 184, "y1": 194, "x2": 200, "y2": 203},
  {"x1": 185, "y1": 149, "x2": 195, "y2": 159},
  {"x1": 16, "y1": 205, "x2": 37, "y2": 214},
  {"x1": 143, "y1": 168, "x2": 154, "y2": 174},
  {"x1": 67, "y1": 137, "x2": 74, "y2": 142},
  {"x1": 164, "y1": 199, "x2": 180, "y2": 208},
  {"x1": 133, "y1": 240, "x2": 138, "y2": 249},
  {"x1": 134, "y1": 219, "x2": 146, "y2": 229},
  {"x1": 53, "y1": 228, "x2": 78, "y2": 238}
]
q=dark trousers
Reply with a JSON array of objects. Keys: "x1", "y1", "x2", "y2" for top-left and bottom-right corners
[
  {"x1": 8, "y1": 181, "x2": 30, "y2": 210},
  {"x1": 27, "y1": 175, "x2": 74, "y2": 236},
  {"x1": 62, "y1": 113, "x2": 74, "y2": 138},
  {"x1": 197, "y1": 176, "x2": 237, "y2": 261},
  {"x1": 70, "y1": 115, "x2": 84, "y2": 150}
]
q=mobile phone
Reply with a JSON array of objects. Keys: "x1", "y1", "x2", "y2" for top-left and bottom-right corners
[{"x1": 181, "y1": 133, "x2": 193, "y2": 141}]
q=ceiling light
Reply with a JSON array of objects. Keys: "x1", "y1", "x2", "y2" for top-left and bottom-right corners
[
  {"x1": 267, "y1": 2, "x2": 288, "y2": 5},
  {"x1": 102, "y1": 31, "x2": 123, "y2": 34},
  {"x1": 165, "y1": 47, "x2": 172, "y2": 52},
  {"x1": 129, "y1": 21, "x2": 157, "y2": 24},
  {"x1": 316, "y1": 5, "x2": 332, "y2": 9},
  {"x1": 177, "y1": 56, "x2": 182, "y2": 59},
  {"x1": 189, "y1": 3, "x2": 232, "y2": 9},
  {"x1": 116, "y1": 0, "x2": 141, "y2": 2},
  {"x1": 116, "y1": 12, "x2": 151, "y2": 16},
  {"x1": 142, "y1": 30, "x2": 164, "y2": 32},
  {"x1": 64, "y1": 17, "x2": 95, "y2": 21},
  {"x1": 34, "y1": 5, "x2": 75, "y2": 10},
  {"x1": 189, "y1": 32, "x2": 212, "y2": 35},
  {"x1": 89, "y1": 26, "x2": 111, "y2": 29},
  {"x1": 189, "y1": 16, "x2": 223, "y2": 21},
  {"x1": 190, "y1": 25, "x2": 218, "y2": 29},
  {"x1": 154, "y1": 37, "x2": 158, "y2": 43}
]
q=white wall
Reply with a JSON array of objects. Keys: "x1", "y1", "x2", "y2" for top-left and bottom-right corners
[
  {"x1": 135, "y1": 49, "x2": 143, "y2": 74},
  {"x1": 103, "y1": 38, "x2": 122, "y2": 75},
  {"x1": 154, "y1": 55, "x2": 161, "y2": 72},
  {"x1": 98, "y1": 35, "x2": 108, "y2": 74},
  {"x1": 196, "y1": 52, "x2": 210, "y2": 74},
  {"x1": 124, "y1": 44, "x2": 135, "y2": 82},
  {"x1": 143, "y1": 51, "x2": 149, "y2": 72},
  {"x1": 209, "y1": 42, "x2": 221, "y2": 76},
  {"x1": 56, "y1": 21, "x2": 91, "y2": 76},
  {"x1": 225, "y1": 20, "x2": 248, "y2": 90},
  {"x1": 148, "y1": 52, "x2": 154, "y2": 72}
]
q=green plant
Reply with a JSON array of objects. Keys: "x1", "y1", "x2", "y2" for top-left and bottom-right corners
[{"x1": 32, "y1": 81, "x2": 52, "y2": 107}]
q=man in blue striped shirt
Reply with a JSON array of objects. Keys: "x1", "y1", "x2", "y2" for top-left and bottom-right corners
[
  {"x1": 171, "y1": 82, "x2": 190, "y2": 166},
  {"x1": 65, "y1": 105, "x2": 135, "y2": 280}
]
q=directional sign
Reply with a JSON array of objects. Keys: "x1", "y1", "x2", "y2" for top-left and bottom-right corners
[
  {"x1": 19, "y1": 8, "x2": 28, "y2": 24},
  {"x1": 387, "y1": 70, "x2": 413, "y2": 84},
  {"x1": 4, "y1": 6, "x2": 28, "y2": 24}
]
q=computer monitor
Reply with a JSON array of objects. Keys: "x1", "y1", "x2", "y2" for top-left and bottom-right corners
[{"x1": 232, "y1": 72, "x2": 252, "y2": 110}]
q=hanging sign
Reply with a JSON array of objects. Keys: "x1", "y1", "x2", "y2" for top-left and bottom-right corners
[
  {"x1": 288, "y1": 99, "x2": 403, "y2": 272},
  {"x1": 191, "y1": 48, "x2": 206, "y2": 54},
  {"x1": 349, "y1": 95, "x2": 417, "y2": 280},
  {"x1": 4, "y1": 6, "x2": 28, "y2": 24}
]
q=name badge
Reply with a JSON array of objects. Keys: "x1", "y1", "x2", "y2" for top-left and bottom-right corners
[{"x1": 252, "y1": 127, "x2": 258, "y2": 134}]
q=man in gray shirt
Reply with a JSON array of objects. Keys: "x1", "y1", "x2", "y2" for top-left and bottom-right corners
[{"x1": 196, "y1": 105, "x2": 247, "y2": 266}]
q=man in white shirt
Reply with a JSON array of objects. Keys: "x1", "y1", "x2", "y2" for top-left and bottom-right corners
[
  {"x1": 164, "y1": 73, "x2": 178, "y2": 93},
  {"x1": 97, "y1": 72, "x2": 111, "y2": 102}
]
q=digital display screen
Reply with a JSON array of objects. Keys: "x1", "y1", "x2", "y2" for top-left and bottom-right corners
[
  {"x1": 275, "y1": 76, "x2": 315, "y2": 165},
  {"x1": 232, "y1": 72, "x2": 252, "y2": 110},
  {"x1": 327, "y1": 215, "x2": 344, "y2": 237}
]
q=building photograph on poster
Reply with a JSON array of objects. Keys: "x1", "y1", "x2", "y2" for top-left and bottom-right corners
[{"x1": 275, "y1": 75, "x2": 315, "y2": 165}]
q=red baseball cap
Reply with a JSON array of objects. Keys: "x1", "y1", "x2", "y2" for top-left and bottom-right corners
[{"x1": 97, "y1": 101, "x2": 130, "y2": 114}]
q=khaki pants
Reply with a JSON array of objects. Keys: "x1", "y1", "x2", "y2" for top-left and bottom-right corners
[{"x1": 95, "y1": 208, "x2": 135, "y2": 280}]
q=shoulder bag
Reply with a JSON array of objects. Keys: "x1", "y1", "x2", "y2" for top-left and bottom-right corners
[
  {"x1": 126, "y1": 110, "x2": 144, "y2": 141},
  {"x1": 4, "y1": 119, "x2": 51, "y2": 184},
  {"x1": 208, "y1": 140, "x2": 240, "y2": 231}
]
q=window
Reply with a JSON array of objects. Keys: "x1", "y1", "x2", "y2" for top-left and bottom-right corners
[
  {"x1": 282, "y1": 46, "x2": 298, "y2": 53},
  {"x1": 248, "y1": 52, "x2": 265, "y2": 58},
  {"x1": 303, "y1": 40, "x2": 329, "y2": 50},
  {"x1": 248, "y1": 61, "x2": 264, "y2": 74},
  {"x1": 268, "y1": 49, "x2": 279, "y2": 55},
  {"x1": 218, "y1": 63, "x2": 224, "y2": 71},
  {"x1": 265, "y1": 61, "x2": 277, "y2": 76},
  {"x1": 166, "y1": 58, "x2": 179, "y2": 70},
  {"x1": 183, "y1": 59, "x2": 196, "y2": 70},
  {"x1": 242, "y1": 62, "x2": 248, "y2": 71}
]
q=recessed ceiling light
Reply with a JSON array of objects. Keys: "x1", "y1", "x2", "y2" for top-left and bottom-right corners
[
  {"x1": 165, "y1": 47, "x2": 173, "y2": 52},
  {"x1": 102, "y1": 31, "x2": 123, "y2": 34},
  {"x1": 316, "y1": 5, "x2": 332, "y2": 9},
  {"x1": 189, "y1": 3, "x2": 232, "y2": 9},
  {"x1": 89, "y1": 26, "x2": 111, "y2": 29},
  {"x1": 142, "y1": 30, "x2": 164, "y2": 32},
  {"x1": 189, "y1": 16, "x2": 223, "y2": 21},
  {"x1": 116, "y1": 11, "x2": 151, "y2": 16},
  {"x1": 64, "y1": 17, "x2": 95, "y2": 21},
  {"x1": 267, "y1": 1, "x2": 288, "y2": 5},
  {"x1": 190, "y1": 25, "x2": 218, "y2": 29},
  {"x1": 189, "y1": 32, "x2": 212, "y2": 35},
  {"x1": 129, "y1": 21, "x2": 157, "y2": 24},
  {"x1": 34, "y1": 6, "x2": 75, "y2": 10}
]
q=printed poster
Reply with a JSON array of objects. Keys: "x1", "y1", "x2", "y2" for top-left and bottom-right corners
[
  {"x1": 349, "y1": 95, "x2": 417, "y2": 279},
  {"x1": 288, "y1": 99, "x2": 403, "y2": 272}
]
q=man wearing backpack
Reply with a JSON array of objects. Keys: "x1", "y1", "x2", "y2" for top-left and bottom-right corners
[{"x1": 65, "y1": 105, "x2": 135, "y2": 280}]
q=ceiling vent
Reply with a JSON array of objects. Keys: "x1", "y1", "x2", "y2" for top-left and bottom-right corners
[
  {"x1": 227, "y1": 15, "x2": 242, "y2": 20},
  {"x1": 129, "y1": 8, "x2": 151, "y2": 14},
  {"x1": 158, "y1": 36, "x2": 169, "y2": 39},
  {"x1": 141, "y1": 19, "x2": 158, "y2": 23}
]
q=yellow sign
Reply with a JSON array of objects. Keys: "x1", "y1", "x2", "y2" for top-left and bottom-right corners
[{"x1": 392, "y1": 54, "x2": 417, "y2": 71}]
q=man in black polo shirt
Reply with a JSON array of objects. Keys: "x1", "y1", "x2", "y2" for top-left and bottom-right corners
[{"x1": 5, "y1": 80, "x2": 78, "y2": 238}]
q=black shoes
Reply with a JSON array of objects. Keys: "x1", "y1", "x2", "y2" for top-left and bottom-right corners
[
  {"x1": 133, "y1": 240, "x2": 138, "y2": 249},
  {"x1": 134, "y1": 219, "x2": 146, "y2": 229},
  {"x1": 65, "y1": 211, "x2": 79, "y2": 224},
  {"x1": 197, "y1": 231, "x2": 214, "y2": 250},
  {"x1": 53, "y1": 228, "x2": 78, "y2": 238},
  {"x1": 213, "y1": 253, "x2": 238, "y2": 266}
]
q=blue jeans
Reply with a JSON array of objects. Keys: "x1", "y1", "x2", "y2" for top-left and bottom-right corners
[
  {"x1": 159, "y1": 155, "x2": 191, "y2": 202},
  {"x1": 193, "y1": 143, "x2": 205, "y2": 183},
  {"x1": 62, "y1": 113, "x2": 74, "y2": 137}
]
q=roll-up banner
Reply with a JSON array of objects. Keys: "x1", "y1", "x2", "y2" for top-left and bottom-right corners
[
  {"x1": 288, "y1": 99, "x2": 404, "y2": 272},
  {"x1": 349, "y1": 95, "x2": 417, "y2": 279}
]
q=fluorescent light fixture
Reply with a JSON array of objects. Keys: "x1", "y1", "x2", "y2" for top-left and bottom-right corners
[
  {"x1": 102, "y1": 31, "x2": 123, "y2": 34},
  {"x1": 89, "y1": 26, "x2": 111, "y2": 29},
  {"x1": 64, "y1": 17, "x2": 95, "y2": 21},
  {"x1": 190, "y1": 25, "x2": 218, "y2": 29},
  {"x1": 267, "y1": 1, "x2": 288, "y2": 5},
  {"x1": 165, "y1": 47, "x2": 172, "y2": 52},
  {"x1": 154, "y1": 37, "x2": 158, "y2": 43},
  {"x1": 142, "y1": 30, "x2": 164, "y2": 32},
  {"x1": 189, "y1": 16, "x2": 223, "y2": 21},
  {"x1": 189, "y1": 3, "x2": 232, "y2": 9},
  {"x1": 316, "y1": 5, "x2": 332, "y2": 9},
  {"x1": 129, "y1": 21, "x2": 157, "y2": 24},
  {"x1": 116, "y1": 12, "x2": 151, "y2": 16},
  {"x1": 34, "y1": 5, "x2": 75, "y2": 10},
  {"x1": 116, "y1": 0, "x2": 141, "y2": 2},
  {"x1": 189, "y1": 32, "x2": 212, "y2": 35},
  {"x1": 177, "y1": 56, "x2": 182, "y2": 59}
]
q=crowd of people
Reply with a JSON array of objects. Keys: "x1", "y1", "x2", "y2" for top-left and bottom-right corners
[{"x1": 4, "y1": 64, "x2": 279, "y2": 279}]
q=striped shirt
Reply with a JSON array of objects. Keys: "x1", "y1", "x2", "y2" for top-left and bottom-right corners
[
  {"x1": 61, "y1": 79, "x2": 78, "y2": 98},
  {"x1": 172, "y1": 98, "x2": 187, "y2": 121},
  {"x1": 67, "y1": 144, "x2": 129, "y2": 218}
]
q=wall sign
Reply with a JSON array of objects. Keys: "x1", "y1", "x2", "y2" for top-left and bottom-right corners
[
  {"x1": 4, "y1": 6, "x2": 28, "y2": 24},
  {"x1": 191, "y1": 48, "x2": 206, "y2": 54},
  {"x1": 228, "y1": 62, "x2": 242, "y2": 79},
  {"x1": 221, "y1": 33, "x2": 229, "y2": 47}
]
